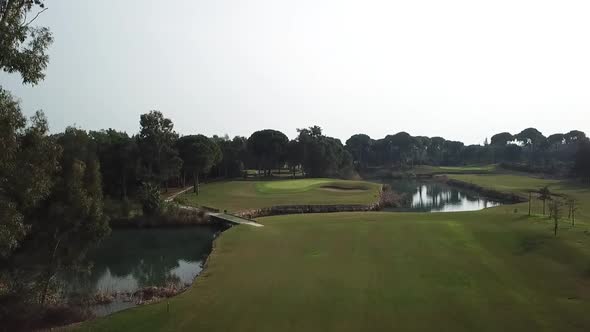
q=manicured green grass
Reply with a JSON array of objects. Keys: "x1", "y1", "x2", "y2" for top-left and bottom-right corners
[
  {"x1": 78, "y1": 173, "x2": 590, "y2": 331},
  {"x1": 448, "y1": 173, "x2": 590, "y2": 220},
  {"x1": 448, "y1": 173, "x2": 559, "y2": 194},
  {"x1": 78, "y1": 207, "x2": 590, "y2": 332},
  {"x1": 179, "y1": 179, "x2": 382, "y2": 212}
]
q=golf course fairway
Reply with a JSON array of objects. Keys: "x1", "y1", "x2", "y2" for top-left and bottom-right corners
[{"x1": 77, "y1": 173, "x2": 590, "y2": 331}]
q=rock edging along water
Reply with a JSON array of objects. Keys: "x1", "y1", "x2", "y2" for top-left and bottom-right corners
[
  {"x1": 442, "y1": 177, "x2": 527, "y2": 203},
  {"x1": 229, "y1": 187, "x2": 402, "y2": 219},
  {"x1": 233, "y1": 203, "x2": 381, "y2": 219}
]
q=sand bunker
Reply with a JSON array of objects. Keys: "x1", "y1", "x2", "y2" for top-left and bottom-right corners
[{"x1": 320, "y1": 185, "x2": 368, "y2": 192}]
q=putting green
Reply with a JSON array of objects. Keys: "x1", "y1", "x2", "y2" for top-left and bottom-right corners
[
  {"x1": 179, "y1": 179, "x2": 381, "y2": 212},
  {"x1": 257, "y1": 179, "x2": 372, "y2": 193}
]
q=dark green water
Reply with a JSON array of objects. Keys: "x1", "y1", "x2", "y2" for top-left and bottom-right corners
[
  {"x1": 63, "y1": 227, "x2": 218, "y2": 316},
  {"x1": 378, "y1": 179, "x2": 501, "y2": 212}
]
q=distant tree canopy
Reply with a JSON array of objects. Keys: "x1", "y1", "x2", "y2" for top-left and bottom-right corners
[
  {"x1": 574, "y1": 140, "x2": 590, "y2": 183},
  {"x1": 491, "y1": 132, "x2": 513, "y2": 146},
  {"x1": 296, "y1": 126, "x2": 353, "y2": 178},
  {"x1": 345, "y1": 134, "x2": 373, "y2": 169},
  {"x1": 247, "y1": 129, "x2": 288, "y2": 176},
  {"x1": 90, "y1": 129, "x2": 139, "y2": 199},
  {"x1": 176, "y1": 134, "x2": 221, "y2": 194},
  {"x1": 138, "y1": 110, "x2": 182, "y2": 191},
  {"x1": 337, "y1": 128, "x2": 588, "y2": 175}
]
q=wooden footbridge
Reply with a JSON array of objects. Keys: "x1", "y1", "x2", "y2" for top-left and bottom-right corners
[
  {"x1": 164, "y1": 187, "x2": 263, "y2": 227},
  {"x1": 209, "y1": 213, "x2": 263, "y2": 227}
]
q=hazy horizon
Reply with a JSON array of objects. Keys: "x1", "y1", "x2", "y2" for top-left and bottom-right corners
[{"x1": 1, "y1": 0, "x2": 589, "y2": 144}]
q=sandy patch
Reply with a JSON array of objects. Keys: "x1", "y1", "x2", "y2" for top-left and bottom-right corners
[{"x1": 320, "y1": 186, "x2": 368, "y2": 192}]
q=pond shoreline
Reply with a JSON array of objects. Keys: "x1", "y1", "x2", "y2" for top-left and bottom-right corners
[
  {"x1": 437, "y1": 176, "x2": 527, "y2": 204},
  {"x1": 32, "y1": 226, "x2": 225, "y2": 331}
]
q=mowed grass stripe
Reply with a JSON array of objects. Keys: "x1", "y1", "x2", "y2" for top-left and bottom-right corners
[{"x1": 79, "y1": 210, "x2": 590, "y2": 332}]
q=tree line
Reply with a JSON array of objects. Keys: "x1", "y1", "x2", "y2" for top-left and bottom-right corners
[
  {"x1": 61, "y1": 117, "x2": 590, "y2": 206},
  {"x1": 345, "y1": 129, "x2": 590, "y2": 180}
]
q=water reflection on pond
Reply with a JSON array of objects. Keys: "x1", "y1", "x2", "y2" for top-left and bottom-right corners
[
  {"x1": 379, "y1": 179, "x2": 502, "y2": 212},
  {"x1": 63, "y1": 227, "x2": 217, "y2": 316}
]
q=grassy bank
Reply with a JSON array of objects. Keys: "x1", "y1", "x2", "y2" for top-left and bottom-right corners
[
  {"x1": 78, "y1": 209, "x2": 590, "y2": 331},
  {"x1": 178, "y1": 179, "x2": 382, "y2": 212},
  {"x1": 447, "y1": 173, "x2": 590, "y2": 220},
  {"x1": 76, "y1": 172, "x2": 590, "y2": 331}
]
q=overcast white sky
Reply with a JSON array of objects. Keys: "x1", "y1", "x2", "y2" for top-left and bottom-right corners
[{"x1": 1, "y1": 0, "x2": 589, "y2": 144}]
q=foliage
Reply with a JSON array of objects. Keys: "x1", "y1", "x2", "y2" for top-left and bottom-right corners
[
  {"x1": 139, "y1": 182, "x2": 162, "y2": 216},
  {"x1": 137, "y1": 111, "x2": 181, "y2": 189},
  {"x1": 285, "y1": 139, "x2": 304, "y2": 176},
  {"x1": 176, "y1": 135, "x2": 222, "y2": 194},
  {"x1": 90, "y1": 129, "x2": 139, "y2": 199},
  {"x1": 0, "y1": 88, "x2": 60, "y2": 258},
  {"x1": 574, "y1": 140, "x2": 590, "y2": 182},
  {"x1": 490, "y1": 132, "x2": 513, "y2": 146},
  {"x1": 0, "y1": 126, "x2": 110, "y2": 307},
  {"x1": 339, "y1": 128, "x2": 587, "y2": 176},
  {"x1": 345, "y1": 134, "x2": 373, "y2": 170},
  {"x1": 0, "y1": 0, "x2": 52, "y2": 85},
  {"x1": 297, "y1": 126, "x2": 353, "y2": 178},
  {"x1": 247, "y1": 129, "x2": 288, "y2": 176},
  {"x1": 210, "y1": 135, "x2": 247, "y2": 178}
]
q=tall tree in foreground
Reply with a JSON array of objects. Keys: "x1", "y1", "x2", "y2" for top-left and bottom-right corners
[
  {"x1": 1, "y1": 122, "x2": 110, "y2": 305},
  {"x1": 29, "y1": 127, "x2": 109, "y2": 303},
  {"x1": 177, "y1": 135, "x2": 222, "y2": 194},
  {"x1": 0, "y1": 0, "x2": 52, "y2": 85},
  {"x1": 0, "y1": 89, "x2": 60, "y2": 258}
]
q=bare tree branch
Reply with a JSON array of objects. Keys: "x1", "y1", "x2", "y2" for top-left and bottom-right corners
[{"x1": 23, "y1": 6, "x2": 46, "y2": 26}]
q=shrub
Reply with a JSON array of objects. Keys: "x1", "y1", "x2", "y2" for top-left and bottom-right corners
[{"x1": 139, "y1": 183, "x2": 162, "y2": 216}]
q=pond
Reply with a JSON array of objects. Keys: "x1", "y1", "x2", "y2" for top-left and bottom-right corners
[
  {"x1": 378, "y1": 179, "x2": 502, "y2": 212},
  {"x1": 62, "y1": 227, "x2": 218, "y2": 316}
]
